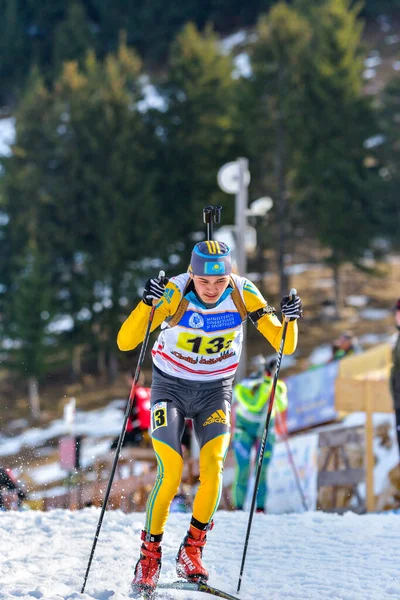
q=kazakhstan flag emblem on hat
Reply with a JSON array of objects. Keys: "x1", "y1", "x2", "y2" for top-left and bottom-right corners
[
  {"x1": 204, "y1": 261, "x2": 225, "y2": 275},
  {"x1": 190, "y1": 240, "x2": 232, "y2": 276}
]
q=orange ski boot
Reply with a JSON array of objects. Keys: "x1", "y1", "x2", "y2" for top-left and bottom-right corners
[
  {"x1": 131, "y1": 532, "x2": 162, "y2": 598},
  {"x1": 176, "y1": 523, "x2": 210, "y2": 582}
]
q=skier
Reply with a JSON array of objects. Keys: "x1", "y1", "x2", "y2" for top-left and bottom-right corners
[
  {"x1": 110, "y1": 373, "x2": 151, "y2": 449},
  {"x1": 329, "y1": 331, "x2": 360, "y2": 361},
  {"x1": 117, "y1": 240, "x2": 302, "y2": 597},
  {"x1": 231, "y1": 358, "x2": 287, "y2": 513},
  {"x1": 390, "y1": 298, "x2": 400, "y2": 459}
]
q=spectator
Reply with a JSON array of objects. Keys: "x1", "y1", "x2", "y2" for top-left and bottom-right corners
[
  {"x1": 0, "y1": 468, "x2": 26, "y2": 511},
  {"x1": 390, "y1": 298, "x2": 400, "y2": 459},
  {"x1": 231, "y1": 358, "x2": 288, "y2": 513},
  {"x1": 330, "y1": 332, "x2": 360, "y2": 362},
  {"x1": 111, "y1": 373, "x2": 151, "y2": 449},
  {"x1": 248, "y1": 354, "x2": 266, "y2": 379}
]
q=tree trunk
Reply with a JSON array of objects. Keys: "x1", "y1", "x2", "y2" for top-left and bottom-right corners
[
  {"x1": 108, "y1": 349, "x2": 118, "y2": 383},
  {"x1": 332, "y1": 263, "x2": 341, "y2": 320},
  {"x1": 71, "y1": 344, "x2": 86, "y2": 381},
  {"x1": 97, "y1": 347, "x2": 107, "y2": 376},
  {"x1": 28, "y1": 377, "x2": 41, "y2": 421}
]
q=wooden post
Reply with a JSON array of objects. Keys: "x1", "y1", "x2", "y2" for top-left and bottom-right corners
[
  {"x1": 318, "y1": 426, "x2": 365, "y2": 513},
  {"x1": 332, "y1": 448, "x2": 339, "y2": 508},
  {"x1": 365, "y1": 380, "x2": 375, "y2": 512}
]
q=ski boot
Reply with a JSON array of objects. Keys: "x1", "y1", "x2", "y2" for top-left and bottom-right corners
[
  {"x1": 131, "y1": 532, "x2": 162, "y2": 598},
  {"x1": 176, "y1": 523, "x2": 211, "y2": 582}
]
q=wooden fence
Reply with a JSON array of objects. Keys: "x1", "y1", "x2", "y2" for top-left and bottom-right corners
[{"x1": 41, "y1": 446, "x2": 200, "y2": 512}]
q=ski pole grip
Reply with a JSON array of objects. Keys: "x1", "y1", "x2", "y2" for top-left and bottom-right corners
[
  {"x1": 283, "y1": 288, "x2": 298, "y2": 322},
  {"x1": 151, "y1": 270, "x2": 166, "y2": 306}
]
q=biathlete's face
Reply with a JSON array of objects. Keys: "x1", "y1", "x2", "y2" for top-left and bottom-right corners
[{"x1": 191, "y1": 274, "x2": 231, "y2": 304}]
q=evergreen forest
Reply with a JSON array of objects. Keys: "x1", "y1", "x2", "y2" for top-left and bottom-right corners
[{"x1": 1, "y1": 0, "x2": 400, "y2": 418}]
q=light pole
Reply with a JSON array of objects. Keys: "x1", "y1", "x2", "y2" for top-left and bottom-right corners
[
  {"x1": 217, "y1": 160, "x2": 274, "y2": 382},
  {"x1": 235, "y1": 157, "x2": 249, "y2": 279},
  {"x1": 217, "y1": 157, "x2": 251, "y2": 277},
  {"x1": 217, "y1": 158, "x2": 250, "y2": 382}
]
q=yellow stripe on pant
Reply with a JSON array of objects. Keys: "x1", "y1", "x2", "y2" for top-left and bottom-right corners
[
  {"x1": 145, "y1": 433, "x2": 230, "y2": 535},
  {"x1": 145, "y1": 438, "x2": 183, "y2": 535},
  {"x1": 193, "y1": 433, "x2": 230, "y2": 523}
]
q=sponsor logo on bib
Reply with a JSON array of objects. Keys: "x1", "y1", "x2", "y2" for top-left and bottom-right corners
[{"x1": 188, "y1": 312, "x2": 204, "y2": 329}]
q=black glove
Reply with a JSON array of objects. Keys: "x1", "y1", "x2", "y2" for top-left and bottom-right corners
[
  {"x1": 280, "y1": 294, "x2": 303, "y2": 321},
  {"x1": 142, "y1": 276, "x2": 169, "y2": 306}
]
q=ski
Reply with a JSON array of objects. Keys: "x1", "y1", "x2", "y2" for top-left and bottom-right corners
[
  {"x1": 157, "y1": 580, "x2": 240, "y2": 599},
  {"x1": 131, "y1": 586, "x2": 173, "y2": 600}
]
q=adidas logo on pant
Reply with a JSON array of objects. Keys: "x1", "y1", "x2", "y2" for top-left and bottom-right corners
[{"x1": 203, "y1": 410, "x2": 228, "y2": 426}]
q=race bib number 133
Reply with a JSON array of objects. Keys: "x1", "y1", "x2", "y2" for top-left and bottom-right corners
[{"x1": 176, "y1": 332, "x2": 235, "y2": 355}]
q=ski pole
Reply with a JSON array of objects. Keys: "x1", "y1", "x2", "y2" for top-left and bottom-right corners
[
  {"x1": 81, "y1": 270, "x2": 165, "y2": 594},
  {"x1": 203, "y1": 205, "x2": 222, "y2": 240},
  {"x1": 275, "y1": 409, "x2": 308, "y2": 512},
  {"x1": 236, "y1": 288, "x2": 296, "y2": 594}
]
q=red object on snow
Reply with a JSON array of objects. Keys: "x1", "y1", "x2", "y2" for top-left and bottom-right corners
[{"x1": 127, "y1": 387, "x2": 151, "y2": 432}]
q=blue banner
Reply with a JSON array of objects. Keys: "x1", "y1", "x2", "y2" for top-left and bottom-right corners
[{"x1": 285, "y1": 361, "x2": 339, "y2": 432}]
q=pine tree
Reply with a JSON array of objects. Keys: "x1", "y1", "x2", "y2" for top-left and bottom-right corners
[
  {"x1": 373, "y1": 74, "x2": 400, "y2": 248},
  {"x1": 153, "y1": 22, "x2": 240, "y2": 255},
  {"x1": 4, "y1": 249, "x2": 55, "y2": 422},
  {"x1": 293, "y1": 0, "x2": 381, "y2": 316},
  {"x1": 242, "y1": 3, "x2": 312, "y2": 297},
  {"x1": 0, "y1": 0, "x2": 29, "y2": 105},
  {"x1": 52, "y1": 2, "x2": 97, "y2": 78},
  {"x1": 0, "y1": 40, "x2": 161, "y2": 386}
]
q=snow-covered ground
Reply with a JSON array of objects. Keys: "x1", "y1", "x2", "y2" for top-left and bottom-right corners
[
  {"x1": 0, "y1": 400, "x2": 124, "y2": 458},
  {"x1": 0, "y1": 402, "x2": 399, "y2": 599},
  {"x1": 1, "y1": 508, "x2": 400, "y2": 600}
]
